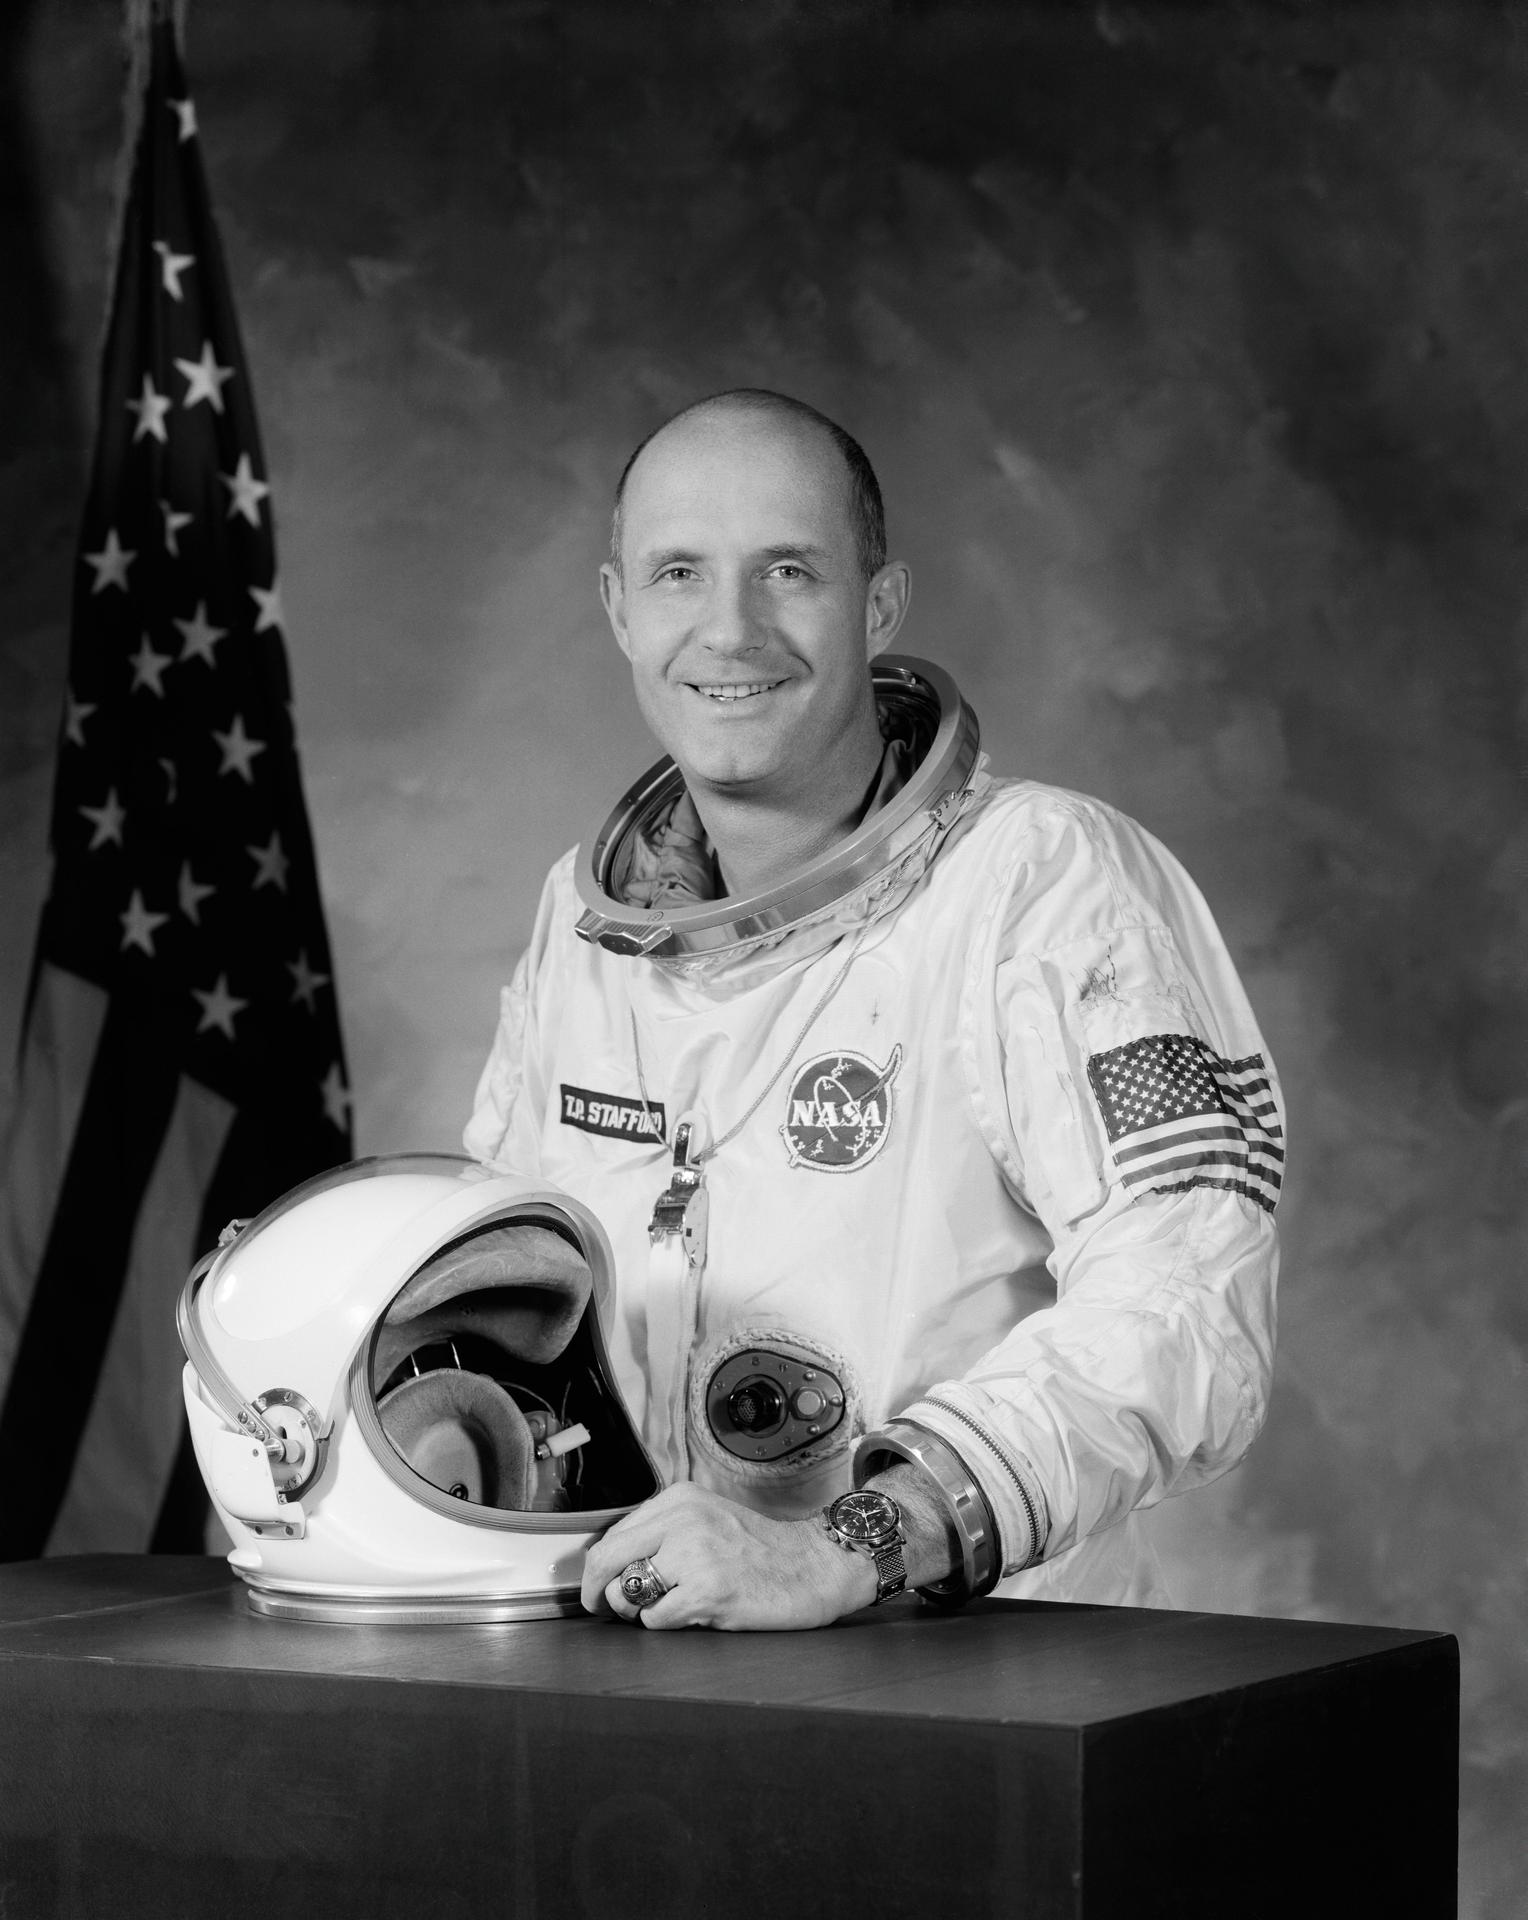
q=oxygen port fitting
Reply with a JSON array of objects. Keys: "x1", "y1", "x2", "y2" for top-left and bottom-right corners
[{"x1": 706, "y1": 1344, "x2": 847, "y2": 1462}]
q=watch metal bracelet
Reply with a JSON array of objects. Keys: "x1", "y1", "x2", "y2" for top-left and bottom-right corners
[
  {"x1": 874, "y1": 1542, "x2": 907, "y2": 1603},
  {"x1": 853, "y1": 1419, "x2": 1000, "y2": 1605}
]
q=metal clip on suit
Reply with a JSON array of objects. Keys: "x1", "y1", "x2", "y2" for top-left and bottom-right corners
[{"x1": 646, "y1": 1113, "x2": 710, "y2": 1482}]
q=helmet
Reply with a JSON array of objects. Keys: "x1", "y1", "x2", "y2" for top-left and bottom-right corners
[{"x1": 178, "y1": 1153, "x2": 659, "y2": 1623}]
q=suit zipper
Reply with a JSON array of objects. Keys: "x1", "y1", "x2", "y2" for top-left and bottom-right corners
[{"x1": 921, "y1": 1391, "x2": 1046, "y2": 1567}]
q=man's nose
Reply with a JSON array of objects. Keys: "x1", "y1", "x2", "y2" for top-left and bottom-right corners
[{"x1": 698, "y1": 576, "x2": 763, "y2": 654}]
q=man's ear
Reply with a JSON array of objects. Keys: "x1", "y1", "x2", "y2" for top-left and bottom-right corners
[
  {"x1": 864, "y1": 560, "x2": 911, "y2": 660},
  {"x1": 600, "y1": 561, "x2": 633, "y2": 661}
]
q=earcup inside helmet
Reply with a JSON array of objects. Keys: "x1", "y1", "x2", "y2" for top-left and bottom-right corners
[{"x1": 376, "y1": 1368, "x2": 537, "y2": 1509}]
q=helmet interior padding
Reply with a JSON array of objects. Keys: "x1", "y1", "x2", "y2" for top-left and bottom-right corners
[{"x1": 372, "y1": 1223, "x2": 591, "y2": 1388}]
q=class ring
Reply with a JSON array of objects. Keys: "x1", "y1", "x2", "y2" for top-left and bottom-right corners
[{"x1": 619, "y1": 1556, "x2": 670, "y2": 1610}]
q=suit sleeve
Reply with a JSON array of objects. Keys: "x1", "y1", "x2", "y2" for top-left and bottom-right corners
[
  {"x1": 899, "y1": 798, "x2": 1282, "y2": 1574},
  {"x1": 462, "y1": 853, "x2": 575, "y2": 1172}
]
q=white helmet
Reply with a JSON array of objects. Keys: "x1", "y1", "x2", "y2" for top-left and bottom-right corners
[{"x1": 178, "y1": 1153, "x2": 659, "y2": 1623}]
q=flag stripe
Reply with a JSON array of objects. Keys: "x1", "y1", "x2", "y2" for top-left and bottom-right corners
[
  {"x1": 0, "y1": 996, "x2": 181, "y2": 1559},
  {"x1": 46, "y1": 1073, "x2": 235, "y2": 1554},
  {"x1": 1109, "y1": 1108, "x2": 1282, "y2": 1147},
  {"x1": 1115, "y1": 1124, "x2": 1245, "y2": 1163},
  {"x1": 1117, "y1": 1128, "x2": 1285, "y2": 1166},
  {"x1": 1121, "y1": 1149, "x2": 1278, "y2": 1182},
  {"x1": 0, "y1": 967, "x2": 109, "y2": 1381},
  {"x1": 1210, "y1": 1082, "x2": 1279, "y2": 1114}
]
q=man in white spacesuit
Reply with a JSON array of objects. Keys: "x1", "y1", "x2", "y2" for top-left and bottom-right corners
[{"x1": 465, "y1": 389, "x2": 1281, "y2": 1629}]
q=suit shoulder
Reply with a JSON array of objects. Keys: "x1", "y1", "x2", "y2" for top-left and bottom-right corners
[{"x1": 961, "y1": 776, "x2": 1159, "y2": 867}]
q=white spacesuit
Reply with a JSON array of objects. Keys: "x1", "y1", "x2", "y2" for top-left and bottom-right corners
[{"x1": 465, "y1": 660, "x2": 1281, "y2": 1607}]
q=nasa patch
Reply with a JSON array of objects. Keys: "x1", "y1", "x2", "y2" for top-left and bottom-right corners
[{"x1": 781, "y1": 1045, "x2": 902, "y2": 1172}]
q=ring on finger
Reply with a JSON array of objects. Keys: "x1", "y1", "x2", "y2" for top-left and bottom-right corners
[{"x1": 619, "y1": 1556, "x2": 671, "y2": 1610}]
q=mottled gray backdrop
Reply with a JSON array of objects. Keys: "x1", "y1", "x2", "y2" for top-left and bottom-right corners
[{"x1": 3, "y1": 2, "x2": 1524, "y2": 1909}]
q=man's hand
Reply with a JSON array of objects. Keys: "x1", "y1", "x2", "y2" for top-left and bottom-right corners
[
  {"x1": 580, "y1": 1465, "x2": 962, "y2": 1631},
  {"x1": 581, "y1": 1482, "x2": 873, "y2": 1630}
]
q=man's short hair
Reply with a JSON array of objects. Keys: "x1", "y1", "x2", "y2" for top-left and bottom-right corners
[{"x1": 610, "y1": 389, "x2": 888, "y2": 582}]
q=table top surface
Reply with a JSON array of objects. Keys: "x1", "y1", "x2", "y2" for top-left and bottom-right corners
[{"x1": 0, "y1": 1555, "x2": 1451, "y2": 1733}]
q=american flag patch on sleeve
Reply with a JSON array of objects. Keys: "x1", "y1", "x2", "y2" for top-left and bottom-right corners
[{"x1": 1085, "y1": 1034, "x2": 1283, "y2": 1213}]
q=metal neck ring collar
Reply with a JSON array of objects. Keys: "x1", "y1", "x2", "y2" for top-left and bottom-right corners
[{"x1": 573, "y1": 655, "x2": 981, "y2": 960}]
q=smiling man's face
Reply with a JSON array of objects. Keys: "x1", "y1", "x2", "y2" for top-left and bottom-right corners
[{"x1": 601, "y1": 405, "x2": 901, "y2": 803}]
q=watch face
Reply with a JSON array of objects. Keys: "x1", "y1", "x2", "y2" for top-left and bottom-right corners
[{"x1": 830, "y1": 1490, "x2": 898, "y2": 1544}]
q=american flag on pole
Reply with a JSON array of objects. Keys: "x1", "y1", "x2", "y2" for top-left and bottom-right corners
[
  {"x1": 0, "y1": 12, "x2": 352, "y2": 1559},
  {"x1": 1086, "y1": 1034, "x2": 1283, "y2": 1214}
]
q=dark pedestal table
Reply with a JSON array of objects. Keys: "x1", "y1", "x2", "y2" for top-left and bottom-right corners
[{"x1": 0, "y1": 1556, "x2": 1455, "y2": 1919}]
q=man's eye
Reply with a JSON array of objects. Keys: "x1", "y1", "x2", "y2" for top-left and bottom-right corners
[
  {"x1": 655, "y1": 566, "x2": 698, "y2": 583},
  {"x1": 767, "y1": 563, "x2": 808, "y2": 581}
]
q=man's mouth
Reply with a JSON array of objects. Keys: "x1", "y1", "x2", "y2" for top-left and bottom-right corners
[{"x1": 689, "y1": 680, "x2": 786, "y2": 703}]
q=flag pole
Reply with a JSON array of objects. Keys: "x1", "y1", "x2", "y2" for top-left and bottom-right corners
[{"x1": 107, "y1": 0, "x2": 189, "y2": 345}]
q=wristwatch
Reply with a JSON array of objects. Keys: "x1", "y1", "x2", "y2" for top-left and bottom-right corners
[{"x1": 820, "y1": 1489, "x2": 907, "y2": 1603}]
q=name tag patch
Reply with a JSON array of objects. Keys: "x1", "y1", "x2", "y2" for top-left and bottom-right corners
[{"x1": 560, "y1": 1084, "x2": 665, "y2": 1142}]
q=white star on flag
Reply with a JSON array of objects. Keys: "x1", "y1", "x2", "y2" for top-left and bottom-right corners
[
  {"x1": 83, "y1": 529, "x2": 135, "y2": 594},
  {"x1": 213, "y1": 714, "x2": 266, "y2": 783},
  {"x1": 160, "y1": 499, "x2": 193, "y2": 555},
  {"x1": 159, "y1": 757, "x2": 179, "y2": 804},
  {"x1": 119, "y1": 890, "x2": 170, "y2": 957},
  {"x1": 125, "y1": 373, "x2": 172, "y2": 444},
  {"x1": 173, "y1": 600, "x2": 226, "y2": 666},
  {"x1": 220, "y1": 453, "x2": 270, "y2": 527},
  {"x1": 63, "y1": 690, "x2": 97, "y2": 747},
  {"x1": 168, "y1": 96, "x2": 197, "y2": 142},
  {"x1": 246, "y1": 831, "x2": 290, "y2": 892},
  {"x1": 128, "y1": 634, "x2": 173, "y2": 697},
  {"x1": 79, "y1": 788, "x2": 126, "y2": 850},
  {"x1": 151, "y1": 239, "x2": 194, "y2": 300},
  {"x1": 192, "y1": 974, "x2": 248, "y2": 1040},
  {"x1": 173, "y1": 339, "x2": 234, "y2": 413},
  {"x1": 320, "y1": 1063, "x2": 352, "y2": 1130},
  {"x1": 177, "y1": 861, "x2": 215, "y2": 924},
  {"x1": 249, "y1": 581, "x2": 284, "y2": 633},
  {"x1": 287, "y1": 950, "x2": 331, "y2": 1011}
]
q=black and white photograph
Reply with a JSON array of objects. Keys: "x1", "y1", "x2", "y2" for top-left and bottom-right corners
[{"x1": 0, "y1": 2, "x2": 1521, "y2": 1913}]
